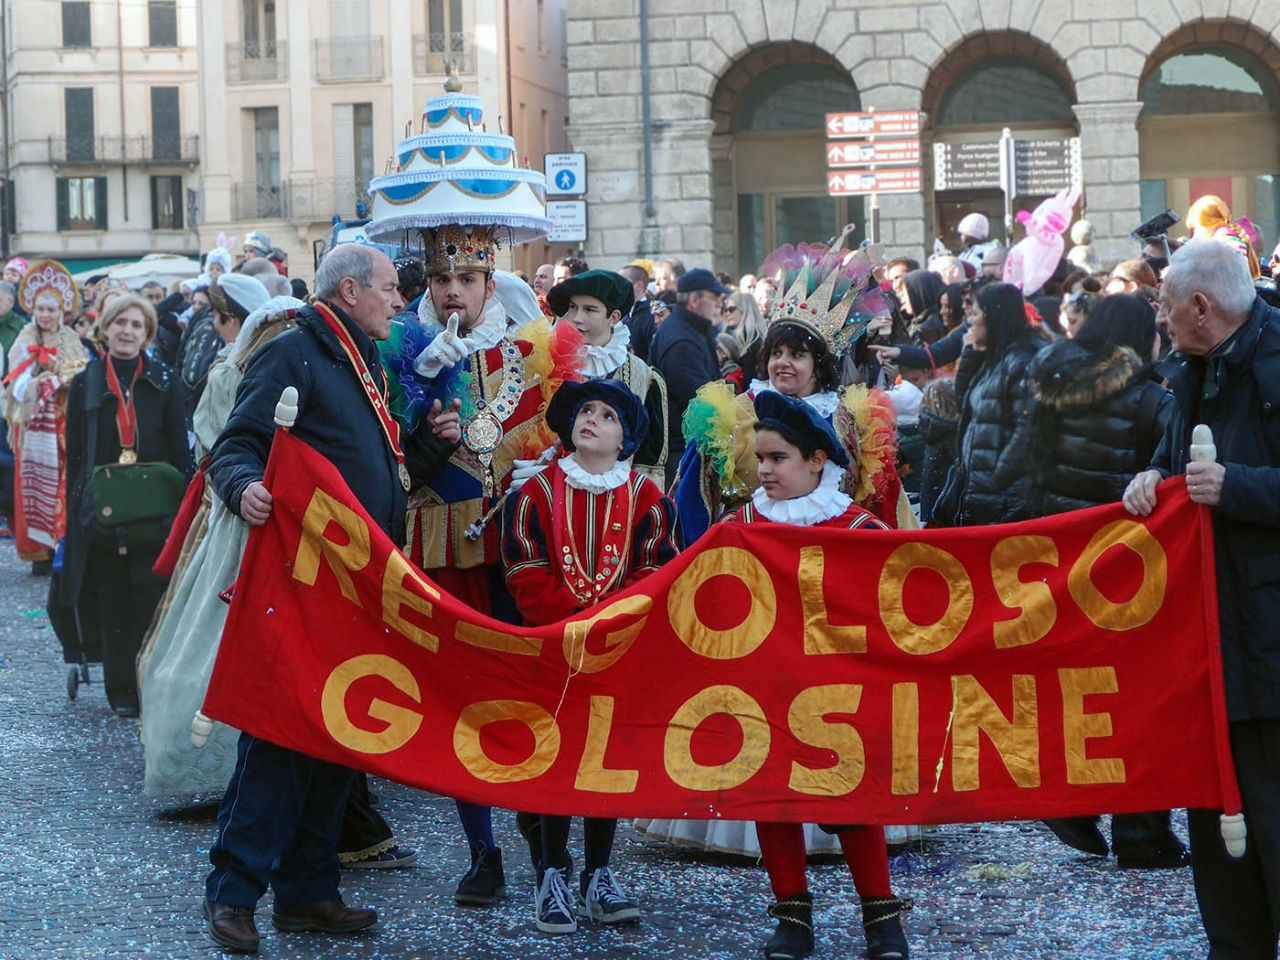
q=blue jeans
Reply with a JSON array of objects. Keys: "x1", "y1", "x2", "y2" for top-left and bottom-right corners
[{"x1": 206, "y1": 733, "x2": 355, "y2": 909}]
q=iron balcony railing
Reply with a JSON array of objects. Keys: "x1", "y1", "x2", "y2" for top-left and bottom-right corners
[
  {"x1": 226, "y1": 40, "x2": 288, "y2": 83},
  {"x1": 232, "y1": 178, "x2": 373, "y2": 222},
  {"x1": 49, "y1": 134, "x2": 199, "y2": 165},
  {"x1": 413, "y1": 31, "x2": 473, "y2": 75},
  {"x1": 313, "y1": 37, "x2": 384, "y2": 81}
]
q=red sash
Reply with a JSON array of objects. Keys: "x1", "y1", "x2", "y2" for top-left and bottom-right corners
[{"x1": 1, "y1": 343, "x2": 57, "y2": 386}]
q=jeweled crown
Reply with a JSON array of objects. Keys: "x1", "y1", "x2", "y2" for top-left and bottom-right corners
[
  {"x1": 762, "y1": 243, "x2": 891, "y2": 355},
  {"x1": 422, "y1": 224, "x2": 499, "y2": 275}
]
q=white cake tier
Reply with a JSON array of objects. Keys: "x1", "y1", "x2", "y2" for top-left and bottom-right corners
[
  {"x1": 365, "y1": 166, "x2": 551, "y2": 244},
  {"x1": 395, "y1": 132, "x2": 519, "y2": 174},
  {"x1": 420, "y1": 93, "x2": 485, "y2": 136}
]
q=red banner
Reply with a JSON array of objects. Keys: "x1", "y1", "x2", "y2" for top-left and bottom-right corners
[{"x1": 204, "y1": 429, "x2": 1241, "y2": 823}]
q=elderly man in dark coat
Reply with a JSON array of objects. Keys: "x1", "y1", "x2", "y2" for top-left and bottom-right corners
[
  {"x1": 201, "y1": 244, "x2": 459, "y2": 954},
  {"x1": 1125, "y1": 238, "x2": 1280, "y2": 960}
]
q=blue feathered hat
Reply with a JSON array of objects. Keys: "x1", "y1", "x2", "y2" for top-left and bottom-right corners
[
  {"x1": 546, "y1": 377, "x2": 648, "y2": 461},
  {"x1": 753, "y1": 390, "x2": 850, "y2": 467}
]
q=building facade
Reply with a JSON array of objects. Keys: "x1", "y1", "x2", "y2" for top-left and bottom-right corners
[
  {"x1": 566, "y1": 1, "x2": 1280, "y2": 273},
  {"x1": 194, "y1": 0, "x2": 569, "y2": 281},
  {"x1": 2, "y1": 0, "x2": 201, "y2": 270}
]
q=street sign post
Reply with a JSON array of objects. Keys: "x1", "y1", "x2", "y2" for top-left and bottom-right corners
[
  {"x1": 544, "y1": 153, "x2": 588, "y2": 197},
  {"x1": 828, "y1": 168, "x2": 922, "y2": 196},
  {"x1": 546, "y1": 199, "x2": 587, "y2": 243},
  {"x1": 827, "y1": 139, "x2": 920, "y2": 168},
  {"x1": 1011, "y1": 137, "x2": 1082, "y2": 198},
  {"x1": 932, "y1": 141, "x2": 1002, "y2": 191}
]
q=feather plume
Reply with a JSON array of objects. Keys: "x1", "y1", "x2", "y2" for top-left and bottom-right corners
[
  {"x1": 835, "y1": 383, "x2": 901, "y2": 523},
  {"x1": 516, "y1": 318, "x2": 587, "y2": 458},
  {"x1": 680, "y1": 380, "x2": 743, "y2": 497}
]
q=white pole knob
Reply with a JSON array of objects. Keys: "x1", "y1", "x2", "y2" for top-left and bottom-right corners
[
  {"x1": 1189, "y1": 423, "x2": 1216, "y2": 463},
  {"x1": 191, "y1": 710, "x2": 214, "y2": 749},
  {"x1": 1221, "y1": 812, "x2": 1247, "y2": 858},
  {"x1": 273, "y1": 386, "x2": 299, "y2": 428}
]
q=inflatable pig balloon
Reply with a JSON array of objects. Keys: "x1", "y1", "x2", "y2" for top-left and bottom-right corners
[{"x1": 1003, "y1": 186, "x2": 1080, "y2": 295}]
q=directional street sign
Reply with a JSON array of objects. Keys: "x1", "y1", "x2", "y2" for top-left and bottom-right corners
[
  {"x1": 933, "y1": 141, "x2": 1002, "y2": 192},
  {"x1": 544, "y1": 153, "x2": 588, "y2": 197},
  {"x1": 828, "y1": 168, "x2": 921, "y2": 197},
  {"x1": 826, "y1": 139, "x2": 920, "y2": 168},
  {"x1": 1012, "y1": 137, "x2": 1083, "y2": 198},
  {"x1": 546, "y1": 199, "x2": 587, "y2": 243},
  {"x1": 826, "y1": 110, "x2": 920, "y2": 139}
]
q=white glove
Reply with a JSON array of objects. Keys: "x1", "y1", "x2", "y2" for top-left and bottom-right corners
[
  {"x1": 8, "y1": 368, "x2": 33, "y2": 404},
  {"x1": 508, "y1": 457, "x2": 549, "y2": 493},
  {"x1": 414, "y1": 312, "x2": 476, "y2": 379}
]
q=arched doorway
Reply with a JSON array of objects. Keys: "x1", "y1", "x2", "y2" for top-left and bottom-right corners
[
  {"x1": 923, "y1": 33, "x2": 1078, "y2": 248},
  {"x1": 1139, "y1": 22, "x2": 1280, "y2": 249},
  {"x1": 710, "y1": 45, "x2": 861, "y2": 276}
]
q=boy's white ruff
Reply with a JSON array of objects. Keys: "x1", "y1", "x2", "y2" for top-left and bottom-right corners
[
  {"x1": 560, "y1": 453, "x2": 632, "y2": 493},
  {"x1": 750, "y1": 461, "x2": 851, "y2": 525}
]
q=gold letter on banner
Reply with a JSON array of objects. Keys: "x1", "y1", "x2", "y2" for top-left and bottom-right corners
[
  {"x1": 892, "y1": 682, "x2": 920, "y2": 796},
  {"x1": 382, "y1": 549, "x2": 440, "y2": 652},
  {"x1": 293, "y1": 488, "x2": 371, "y2": 606},
  {"x1": 951, "y1": 674, "x2": 1040, "y2": 791},
  {"x1": 563, "y1": 593, "x2": 653, "y2": 673},
  {"x1": 664, "y1": 685, "x2": 771, "y2": 790},
  {"x1": 668, "y1": 547, "x2": 776, "y2": 660},
  {"x1": 1059, "y1": 667, "x2": 1126, "y2": 785},
  {"x1": 453, "y1": 700, "x2": 560, "y2": 783},
  {"x1": 321, "y1": 654, "x2": 423, "y2": 754},
  {"x1": 1068, "y1": 520, "x2": 1167, "y2": 630},
  {"x1": 799, "y1": 546, "x2": 867, "y2": 655},
  {"x1": 991, "y1": 535, "x2": 1059, "y2": 649},
  {"x1": 787, "y1": 685, "x2": 865, "y2": 797},
  {"x1": 456, "y1": 623, "x2": 543, "y2": 657},
  {"x1": 574, "y1": 696, "x2": 640, "y2": 793},
  {"x1": 879, "y1": 543, "x2": 973, "y2": 655}
]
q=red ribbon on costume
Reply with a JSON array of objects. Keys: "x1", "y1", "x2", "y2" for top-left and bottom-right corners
[
  {"x1": 312, "y1": 302, "x2": 406, "y2": 471},
  {"x1": 104, "y1": 354, "x2": 143, "y2": 452},
  {"x1": 1, "y1": 343, "x2": 58, "y2": 386},
  {"x1": 152, "y1": 462, "x2": 208, "y2": 577}
]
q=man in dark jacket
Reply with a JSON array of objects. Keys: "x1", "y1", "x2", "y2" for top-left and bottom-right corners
[
  {"x1": 201, "y1": 244, "x2": 459, "y2": 954},
  {"x1": 1125, "y1": 238, "x2": 1280, "y2": 959},
  {"x1": 648, "y1": 267, "x2": 729, "y2": 484},
  {"x1": 619, "y1": 263, "x2": 655, "y2": 361}
]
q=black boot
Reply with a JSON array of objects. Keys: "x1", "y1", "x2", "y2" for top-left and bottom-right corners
[
  {"x1": 862, "y1": 895, "x2": 910, "y2": 960},
  {"x1": 1112, "y1": 811, "x2": 1189, "y2": 869},
  {"x1": 454, "y1": 842, "x2": 506, "y2": 905},
  {"x1": 516, "y1": 811, "x2": 544, "y2": 877},
  {"x1": 1042, "y1": 817, "x2": 1108, "y2": 856},
  {"x1": 763, "y1": 891, "x2": 813, "y2": 960}
]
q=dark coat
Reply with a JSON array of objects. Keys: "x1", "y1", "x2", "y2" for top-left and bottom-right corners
[
  {"x1": 648, "y1": 301, "x2": 721, "y2": 482},
  {"x1": 1030, "y1": 341, "x2": 1173, "y2": 515},
  {"x1": 208, "y1": 303, "x2": 453, "y2": 543},
  {"x1": 955, "y1": 343, "x2": 1038, "y2": 524},
  {"x1": 917, "y1": 408, "x2": 958, "y2": 524},
  {"x1": 624, "y1": 298, "x2": 656, "y2": 363},
  {"x1": 1151, "y1": 296, "x2": 1280, "y2": 721},
  {"x1": 176, "y1": 307, "x2": 222, "y2": 428},
  {"x1": 896, "y1": 322, "x2": 966, "y2": 371},
  {"x1": 60, "y1": 354, "x2": 192, "y2": 604}
]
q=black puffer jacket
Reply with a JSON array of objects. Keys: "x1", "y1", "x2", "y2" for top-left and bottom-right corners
[
  {"x1": 955, "y1": 344, "x2": 1039, "y2": 524},
  {"x1": 917, "y1": 408, "x2": 958, "y2": 524},
  {"x1": 1030, "y1": 341, "x2": 1173, "y2": 515}
]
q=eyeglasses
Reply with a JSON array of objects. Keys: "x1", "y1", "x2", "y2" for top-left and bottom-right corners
[{"x1": 722, "y1": 304, "x2": 740, "y2": 314}]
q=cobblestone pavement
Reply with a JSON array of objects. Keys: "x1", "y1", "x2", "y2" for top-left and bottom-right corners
[{"x1": 0, "y1": 544, "x2": 1208, "y2": 960}]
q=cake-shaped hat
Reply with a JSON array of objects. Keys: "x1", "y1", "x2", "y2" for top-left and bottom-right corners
[
  {"x1": 364, "y1": 73, "x2": 552, "y2": 264},
  {"x1": 18, "y1": 259, "x2": 79, "y2": 315}
]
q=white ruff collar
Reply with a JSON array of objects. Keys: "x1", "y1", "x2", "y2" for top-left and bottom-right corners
[
  {"x1": 751, "y1": 461, "x2": 851, "y2": 525},
  {"x1": 584, "y1": 324, "x2": 631, "y2": 378},
  {"x1": 560, "y1": 453, "x2": 632, "y2": 493},
  {"x1": 418, "y1": 292, "x2": 510, "y2": 352},
  {"x1": 749, "y1": 379, "x2": 840, "y2": 419}
]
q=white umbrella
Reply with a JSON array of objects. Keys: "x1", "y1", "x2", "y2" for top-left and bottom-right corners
[{"x1": 71, "y1": 254, "x2": 204, "y2": 289}]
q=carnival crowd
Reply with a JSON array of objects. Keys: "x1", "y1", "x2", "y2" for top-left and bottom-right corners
[{"x1": 2, "y1": 188, "x2": 1279, "y2": 960}]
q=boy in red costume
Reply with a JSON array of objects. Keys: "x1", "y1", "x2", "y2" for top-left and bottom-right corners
[
  {"x1": 720, "y1": 389, "x2": 910, "y2": 960},
  {"x1": 501, "y1": 378, "x2": 678, "y2": 934}
]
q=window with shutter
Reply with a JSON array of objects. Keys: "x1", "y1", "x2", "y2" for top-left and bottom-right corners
[
  {"x1": 65, "y1": 88, "x2": 95, "y2": 162},
  {"x1": 148, "y1": 0, "x2": 177, "y2": 47},
  {"x1": 151, "y1": 87, "x2": 181, "y2": 160},
  {"x1": 151, "y1": 176, "x2": 183, "y2": 230},
  {"x1": 94, "y1": 176, "x2": 108, "y2": 230},
  {"x1": 61, "y1": 2, "x2": 91, "y2": 48},
  {"x1": 55, "y1": 179, "x2": 70, "y2": 231},
  {"x1": 58, "y1": 177, "x2": 103, "y2": 231}
]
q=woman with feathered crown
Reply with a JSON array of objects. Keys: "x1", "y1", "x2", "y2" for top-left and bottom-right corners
[
  {"x1": 668, "y1": 241, "x2": 910, "y2": 548},
  {"x1": 1, "y1": 260, "x2": 89, "y2": 572}
]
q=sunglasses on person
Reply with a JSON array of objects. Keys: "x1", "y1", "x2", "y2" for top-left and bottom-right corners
[{"x1": 722, "y1": 303, "x2": 740, "y2": 315}]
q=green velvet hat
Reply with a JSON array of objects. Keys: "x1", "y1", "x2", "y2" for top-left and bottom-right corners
[{"x1": 546, "y1": 269, "x2": 634, "y2": 318}]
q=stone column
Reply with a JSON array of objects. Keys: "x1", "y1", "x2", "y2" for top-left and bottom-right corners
[{"x1": 1072, "y1": 100, "x2": 1143, "y2": 267}]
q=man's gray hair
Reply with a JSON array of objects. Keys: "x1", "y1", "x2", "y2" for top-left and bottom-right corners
[
  {"x1": 315, "y1": 244, "x2": 378, "y2": 300},
  {"x1": 1163, "y1": 239, "x2": 1256, "y2": 316}
]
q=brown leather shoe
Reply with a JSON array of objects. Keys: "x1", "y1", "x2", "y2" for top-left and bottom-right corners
[
  {"x1": 272, "y1": 897, "x2": 377, "y2": 933},
  {"x1": 203, "y1": 899, "x2": 259, "y2": 953}
]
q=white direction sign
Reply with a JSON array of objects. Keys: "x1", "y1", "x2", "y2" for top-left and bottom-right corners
[
  {"x1": 544, "y1": 153, "x2": 588, "y2": 196},
  {"x1": 546, "y1": 199, "x2": 587, "y2": 243}
]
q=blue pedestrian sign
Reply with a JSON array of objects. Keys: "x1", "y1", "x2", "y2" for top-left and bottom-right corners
[{"x1": 545, "y1": 153, "x2": 588, "y2": 197}]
